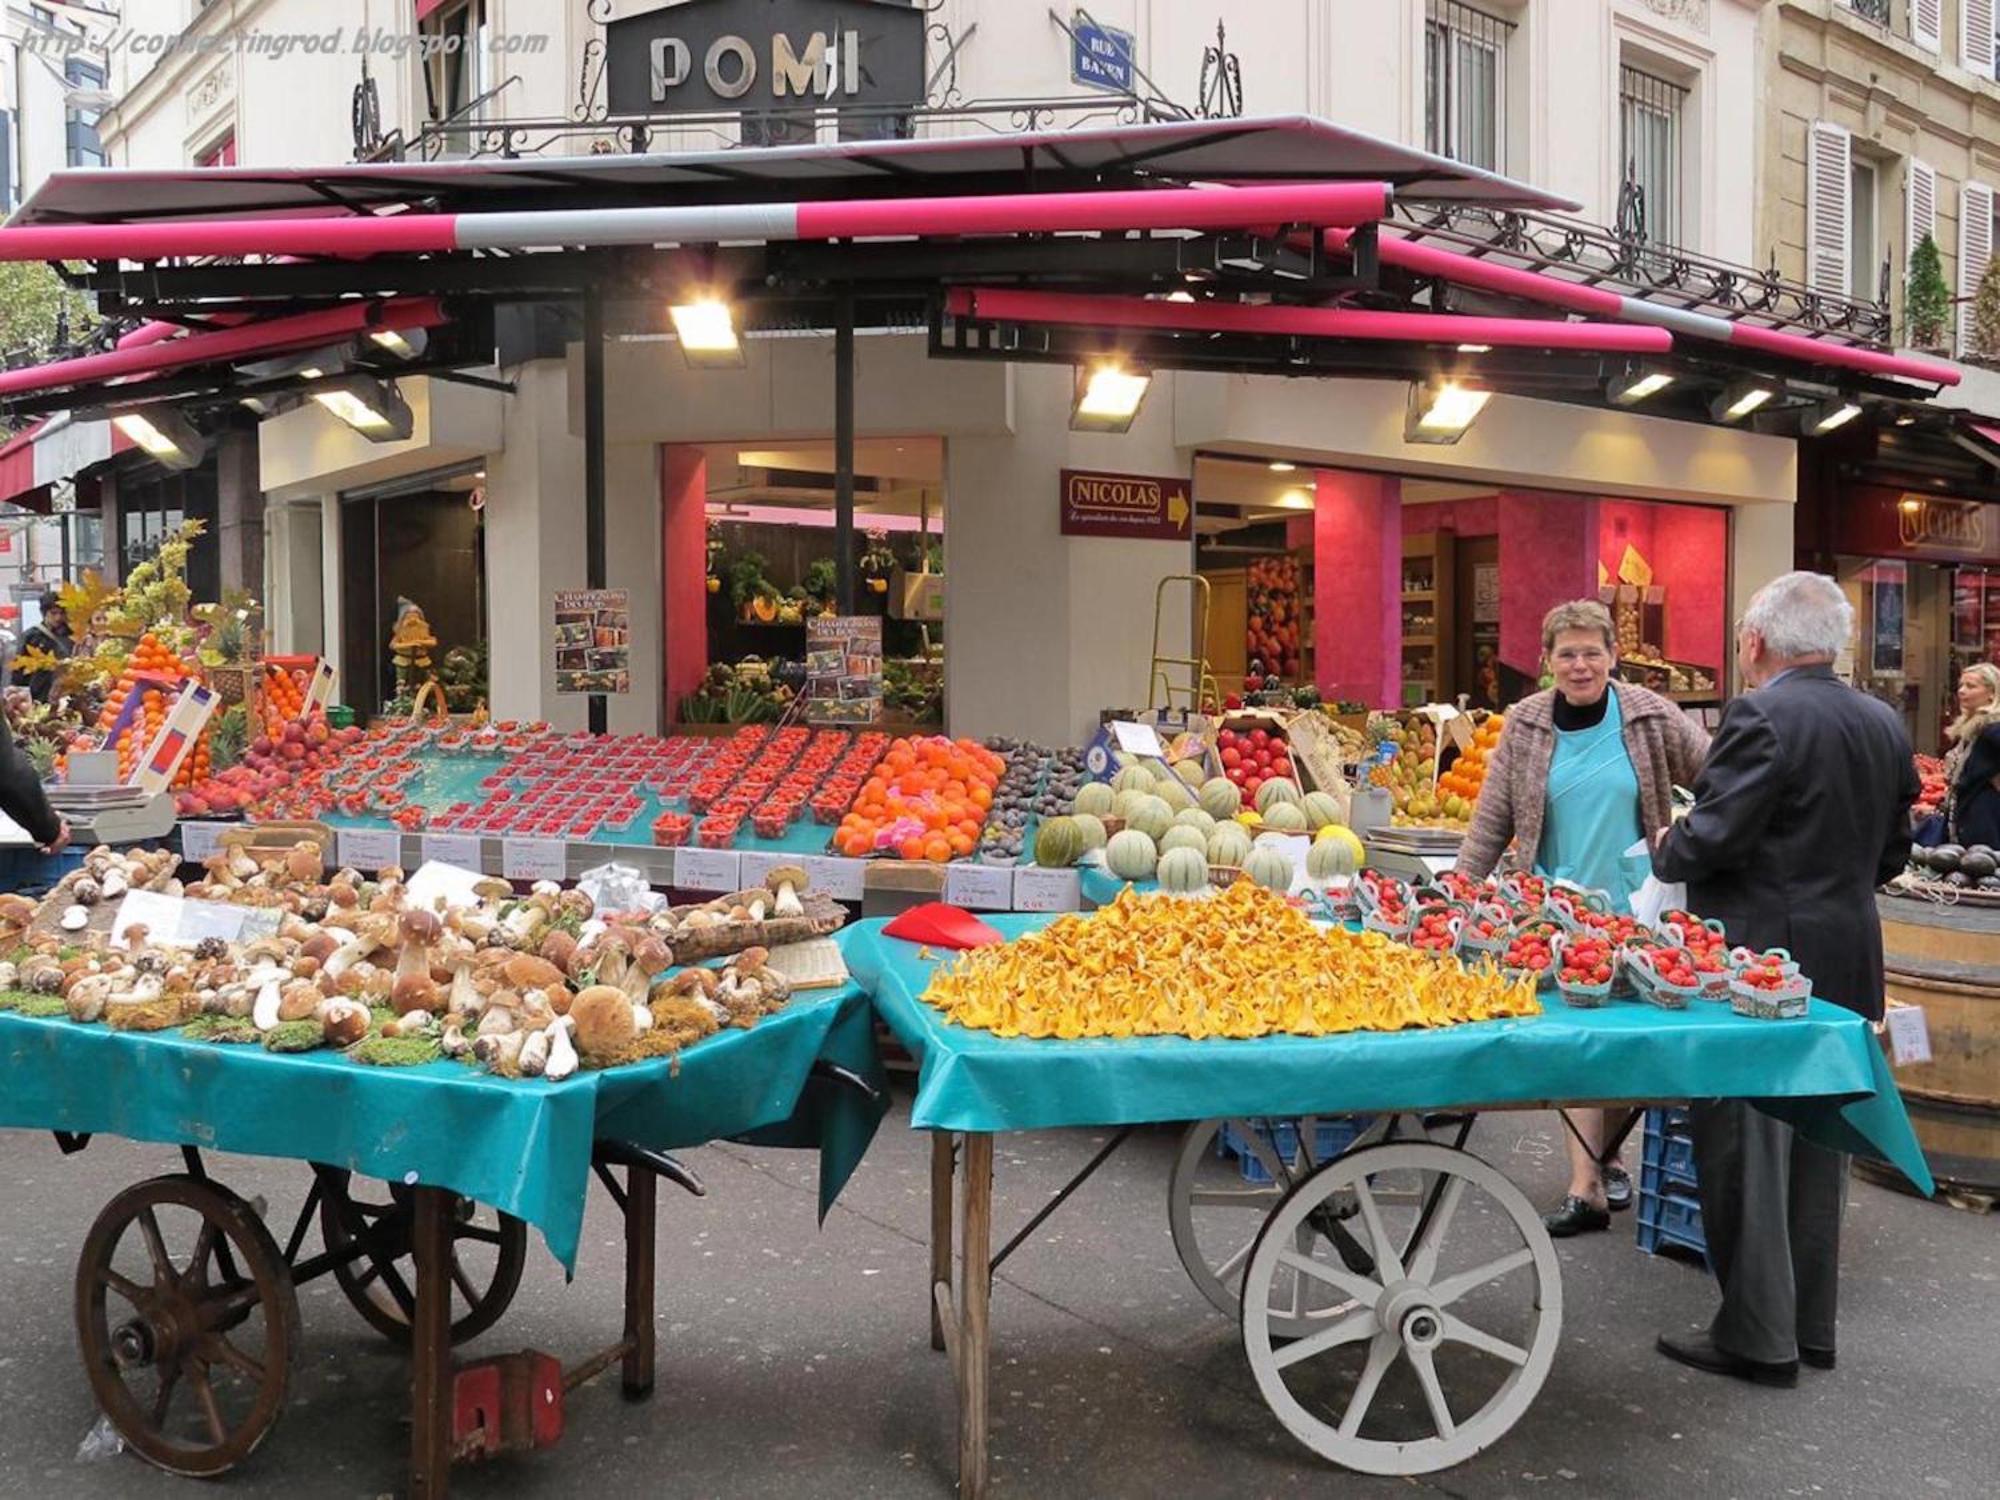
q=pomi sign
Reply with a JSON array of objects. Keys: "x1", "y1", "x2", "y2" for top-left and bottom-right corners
[{"x1": 605, "y1": 0, "x2": 925, "y2": 115}]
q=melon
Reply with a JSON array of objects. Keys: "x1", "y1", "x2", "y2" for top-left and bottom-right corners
[
  {"x1": 1157, "y1": 845, "x2": 1209, "y2": 894},
  {"x1": 1254, "y1": 777, "x2": 1303, "y2": 813},
  {"x1": 1243, "y1": 844, "x2": 1293, "y2": 892},
  {"x1": 1261, "y1": 801, "x2": 1308, "y2": 833},
  {"x1": 1172, "y1": 758, "x2": 1206, "y2": 788},
  {"x1": 1199, "y1": 777, "x2": 1242, "y2": 819},
  {"x1": 1105, "y1": 829, "x2": 1159, "y2": 881},
  {"x1": 1071, "y1": 812, "x2": 1109, "y2": 851},
  {"x1": 1307, "y1": 833, "x2": 1360, "y2": 883},
  {"x1": 1124, "y1": 795, "x2": 1174, "y2": 841},
  {"x1": 1072, "y1": 781, "x2": 1115, "y2": 818},
  {"x1": 1159, "y1": 824, "x2": 1208, "y2": 856},
  {"x1": 1112, "y1": 788, "x2": 1149, "y2": 820},
  {"x1": 1300, "y1": 791, "x2": 1343, "y2": 831},
  {"x1": 1206, "y1": 823, "x2": 1253, "y2": 868},
  {"x1": 1112, "y1": 766, "x2": 1156, "y2": 795},
  {"x1": 1318, "y1": 825, "x2": 1366, "y2": 868},
  {"x1": 1172, "y1": 807, "x2": 1216, "y2": 834},
  {"x1": 1154, "y1": 777, "x2": 1195, "y2": 813},
  {"x1": 1035, "y1": 816, "x2": 1086, "y2": 869}
]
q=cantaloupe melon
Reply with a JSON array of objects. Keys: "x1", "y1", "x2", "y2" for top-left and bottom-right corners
[
  {"x1": 1157, "y1": 845, "x2": 1209, "y2": 893},
  {"x1": 1244, "y1": 844, "x2": 1293, "y2": 891},
  {"x1": 1072, "y1": 781, "x2": 1115, "y2": 818},
  {"x1": 1199, "y1": 777, "x2": 1242, "y2": 819},
  {"x1": 1105, "y1": 829, "x2": 1159, "y2": 881}
]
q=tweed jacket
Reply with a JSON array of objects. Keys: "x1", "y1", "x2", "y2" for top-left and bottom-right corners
[{"x1": 1455, "y1": 680, "x2": 1710, "y2": 881}]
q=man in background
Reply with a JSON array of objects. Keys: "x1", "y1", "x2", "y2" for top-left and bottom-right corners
[
  {"x1": 12, "y1": 590, "x2": 73, "y2": 703},
  {"x1": 1652, "y1": 571, "x2": 1916, "y2": 1387}
]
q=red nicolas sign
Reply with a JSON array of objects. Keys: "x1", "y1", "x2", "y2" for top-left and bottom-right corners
[
  {"x1": 1059, "y1": 468, "x2": 1192, "y2": 541},
  {"x1": 1835, "y1": 486, "x2": 2000, "y2": 564}
]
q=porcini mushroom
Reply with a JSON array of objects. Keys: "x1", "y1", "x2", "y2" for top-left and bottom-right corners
[
  {"x1": 543, "y1": 1016, "x2": 579, "y2": 1081},
  {"x1": 765, "y1": 865, "x2": 808, "y2": 919},
  {"x1": 567, "y1": 984, "x2": 636, "y2": 1061}
]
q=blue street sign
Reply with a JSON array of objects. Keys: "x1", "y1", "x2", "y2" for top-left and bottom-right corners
[{"x1": 1070, "y1": 16, "x2": 1134, "y2": 94}]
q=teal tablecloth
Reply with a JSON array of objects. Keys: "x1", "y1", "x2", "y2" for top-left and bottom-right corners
[
  {"x1": 0, "y1": 977, "x2": 886, "y2": 1272},
  {"x1": 845, "y1": 917, "x2": 1934, "y2": 1194}
]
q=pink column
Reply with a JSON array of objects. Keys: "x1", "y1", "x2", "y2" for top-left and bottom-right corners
[
  {"x1": 1497, "y1": 491, "x2": 1597, "y2": 677},
  {"x1": 1313, "y1": 469, "x2": 1401, "y2": 706},
  {"x1": 660, "y1": 445, "x2": 708, "y2": 723}
]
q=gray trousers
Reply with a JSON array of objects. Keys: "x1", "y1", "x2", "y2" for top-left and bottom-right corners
[{"x1": 1688, "y1": 1098, "x2": 1848, "y2": 1364}]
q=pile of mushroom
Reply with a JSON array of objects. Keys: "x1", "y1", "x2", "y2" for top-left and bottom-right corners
[{"x1": 1, "y1": 844, "x2": 830, "y2": 1079}]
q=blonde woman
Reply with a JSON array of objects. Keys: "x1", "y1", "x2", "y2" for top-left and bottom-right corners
[
  {"x1": 1945, "y1": 662, "x2": 2000, "y2": 848},
  {"x1": 1457, "y1": 599, "x2": 1709, "y2": 1237}
]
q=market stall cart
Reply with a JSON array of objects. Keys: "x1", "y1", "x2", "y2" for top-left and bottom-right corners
[
  {"x1": 845, "y1": 915, "x2": 1931, "y2": 1492},
  {"x1": 0, "y1": 979, "x2": 884, "y2": 1496}
]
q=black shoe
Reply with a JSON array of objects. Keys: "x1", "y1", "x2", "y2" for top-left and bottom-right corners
[
  {"x1": 1656, "y1": 1330, "x2": 1798, "y2": 1388},
  {"x1": 1542, "y1": 1195, "x2": 1610, "y2": 1237},
  {"x1": 1603, "y1": 1162, "x2": 1633, "y2": 1212},
  {"x1": 1800, "y1": 1345, "x2": 1836, "y2": 1370}
]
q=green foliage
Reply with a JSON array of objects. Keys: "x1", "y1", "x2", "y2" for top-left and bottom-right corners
[
  {"x1": 1972, "y1": 255, "x2": 2000, "y2": 363},
  {"x1": 727, "y1": 552, "x2": 775, "y2": 609},
  {"x1": 0, "y1": 262, "x2": 96, "y2": 380},
  {"x1": 1904, "y1": 232, "x2": 1951, "y2": 350}
]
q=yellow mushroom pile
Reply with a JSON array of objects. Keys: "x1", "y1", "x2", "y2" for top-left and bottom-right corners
[{"x1": 921, "y1": 882, "x2": 1540, "y2": 1041}]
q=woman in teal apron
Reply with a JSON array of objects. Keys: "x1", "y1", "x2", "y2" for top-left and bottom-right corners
[{"x1": 1455, "y1": 600, "x2": 1711, "y2": 1237}]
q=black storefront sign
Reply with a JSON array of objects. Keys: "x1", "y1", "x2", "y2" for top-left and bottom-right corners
[{"x1": 605, "y1": 0, "x2": 925, "y2": 117}]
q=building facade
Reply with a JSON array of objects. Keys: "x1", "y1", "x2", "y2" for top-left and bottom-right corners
[{"x1": 80, "y1": 0, "x2": 1806, "y2": 743}]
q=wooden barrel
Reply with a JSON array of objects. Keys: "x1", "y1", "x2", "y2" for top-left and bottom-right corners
[{"x1": 1871, "y1": 893, "x2": 2000, "y2": 1196}]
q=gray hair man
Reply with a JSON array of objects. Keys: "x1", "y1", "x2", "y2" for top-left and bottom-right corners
[{"x1": 1652, "y1": 570, "x2": 1917, "y2": 1386}]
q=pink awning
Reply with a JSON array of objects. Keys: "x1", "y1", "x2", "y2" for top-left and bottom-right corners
[
  {"x1": 0, "y1": 297, "x2": 447, "y2": 401},
  {"x1": 0, "y1": 419, "x2": 44, "y2": 508},
  {"x1": 945, "y1": 287, "x2": 1673, "y2": 353}
]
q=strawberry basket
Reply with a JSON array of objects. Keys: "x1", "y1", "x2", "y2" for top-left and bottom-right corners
[{"x1": 1550, "y1": 930, "x2": 1617, "y2": 1008}]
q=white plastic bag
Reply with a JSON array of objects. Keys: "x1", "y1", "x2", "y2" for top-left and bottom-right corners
[{"x1": 1624, "y1": 838, "x2": 1684, "y2": 926}]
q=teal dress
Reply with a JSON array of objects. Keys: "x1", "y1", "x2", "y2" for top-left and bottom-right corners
[{"x1": 1536, "y1": 689, "x2": 1649, "y2": 910}]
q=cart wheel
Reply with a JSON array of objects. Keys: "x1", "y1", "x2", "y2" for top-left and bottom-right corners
[
  {"x1": 73, "y1": 1173, "x2": 300, "y2": 1478},
  {"x1": 1240, "y1": 1142, "x2": 1561, "y2": 1477},
  {"x1": 317, "y1": 1169, "x2": 526, "y2": 1347}
]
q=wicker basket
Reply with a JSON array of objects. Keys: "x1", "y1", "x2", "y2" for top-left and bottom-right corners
[{"x1": 206, "y1": 662, "x2": 259, "y2": 710}]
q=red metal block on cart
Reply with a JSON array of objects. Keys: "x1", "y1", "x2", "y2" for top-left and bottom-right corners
[{"x1": 452, "y1": 1350, "x2": 565, "y2": 1462}]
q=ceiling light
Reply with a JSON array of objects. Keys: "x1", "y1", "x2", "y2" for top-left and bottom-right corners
[
  {"x1": 1275, "y1": 489, "x2": 1313, "y2": 510},
  {"x1": 1071, "y1": 361, "x2": 1151, "y2": 432},
  {"x1": 368, "y1": 326, "x2": 428, "y2": 360},
  {"x1": 1894, "y1": 411, "x2": 1918, "y2": 427},
  {"x1": 1608, "y1": 368, "x2": 1675, "y2": 406},
  {"x1": 1405, "y1": 379, "x2": 1491, "y2": 444},
  {"x1": 1709, "y1": 379, "x2": 1775, "y2": 423},
  {"x1": 1164, "y1": 290, "x2": 1196, "y2": 303},
  {"x1": 1456, "y1": 342, "x2": 1492, "y2": 353},
  {"x1": 1899, "y1": 496, "x2": 1923, "y2": 513},
  {"x1": 1805, "y1": 399, "x2": 1863, "y2": 435},
  {"x1": 310, "y1": 374, "x2": 414, "y2": 442},
  {"x1": 241, "y1": 344, "x2": 349, "y2": 383},
  {"x1": 669, "y1": 297, "x2": 742, "y2": 367},
  {"x1": 111, "y1": 406, "x2": 206, "y2": 471},
  {"x1": 1268, "y1": 461, "x2": 1296, "y2": 472}
]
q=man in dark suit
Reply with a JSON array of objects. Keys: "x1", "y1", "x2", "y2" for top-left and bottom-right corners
[{"x1": 1652, "y1": 570, "x2": 1916, "y2": 1388}]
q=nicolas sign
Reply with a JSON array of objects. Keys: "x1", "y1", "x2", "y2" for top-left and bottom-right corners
[{"x1": 605, "y1": 0, "x2": 925, "y2": 116}]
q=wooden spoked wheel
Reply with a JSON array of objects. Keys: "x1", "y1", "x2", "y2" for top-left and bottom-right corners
[
  {"x1": 1240, "y1": 1142, "x2": 1562, "y2": 1477},
  {"x1": 317, "y1": 1169, "x2": 526, "y2": 1346},
  {"x1": 74, "y1": 1174, "x2": 300, "y2": 1478}
]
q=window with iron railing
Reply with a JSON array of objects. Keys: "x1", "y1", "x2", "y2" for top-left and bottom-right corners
[
  {"x1": 1844, "y1": 0, "x2": 1891, "y2": 26},
  {"x1": 1619, "y1": 64, "x2": 1688, "y2": 249},
  {"x1": 1425, "y1": 0, "x2": 1513, "y2": 174}
]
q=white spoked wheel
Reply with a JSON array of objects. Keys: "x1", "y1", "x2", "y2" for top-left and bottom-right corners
[
  {"x1": 1240, "y1": 1142, "x2": 1561, "y2": 1477},
  {"x1": 1168, "y1": 1115, "x2": 1426, "y2": 1337}
]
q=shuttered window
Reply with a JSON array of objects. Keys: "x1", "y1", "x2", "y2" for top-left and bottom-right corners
[
  {"x1": 1806, "y1": 121, "x2": 1851, "y2": 299},
  {"x1": 1960, "y1": 182, "x2": 1994, "y2": 354},
  {"x1": 1913, "y1": 0, "x2": 1942, "y2": 52},
  {"x1": 1964, "y1": 0, "x2": 1997, "y2": 77},
  {"x1": 1908, "y1": 158, "x2": 1938, "y2": 255}
]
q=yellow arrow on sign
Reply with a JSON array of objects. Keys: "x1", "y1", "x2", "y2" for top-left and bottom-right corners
[{"x1": 1168, "y1": 491, "x2": 1190, "y2": 531}]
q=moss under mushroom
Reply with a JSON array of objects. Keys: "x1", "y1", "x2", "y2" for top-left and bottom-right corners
[
  {"x1": 347, "y1": 1033, "x2": 442, "y2": 1067},
  {"x1": 180, "y1": 1015, "x2": 261, "y2": 1044},
  {"x1": 0, "y1": 991, "x2": 67, "y2": 1018},
  {"x1": 262, "y1": 1019, "x2": 326, "y2": 1053}
]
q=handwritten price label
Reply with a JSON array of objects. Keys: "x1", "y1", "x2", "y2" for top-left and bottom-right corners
[
  {"x1": 1010, "y1": 867, "x2": 1080, "y2": 913},
  {"x1": 421, "y1": 833, "x2": 484, "y2": 870},
  {"x1": 675, "y1": 848, "x2": 740, "y2": 893},
  {"x1": 500, "y1": 838, "x2": 567, "y2": 883},
  {"x1": 944, "y1": 863, "x2": 1015, "y2": 911},
  {"x1": 806, "y1": 856, "x2": 864, "y2": 902},
  {"x1": 337, "y1": 828, "x2": 404, "y2": 873},
  {"x1": 179, "y1": 822, "x2": 225, "y2": 864}
]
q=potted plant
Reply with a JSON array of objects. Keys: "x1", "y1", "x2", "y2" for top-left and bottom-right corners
[
  {"x1": 1971, "y1": 255, "x2": 2000, "y2": 365},
  {"x1": 801, "y1": 557, "x2": 838, "y2": 613},
  {"x1": 860, "y1": 529, "x2": 896, "y2": 595},
  {"x1": 705, "y1": 527, "x2": 726, "y2": 594},
  {"x1": 1905, "y1": 232, "x2": 1951, "y2": 353},
  {"x1": 727, "y1": 552, "x2": 780, "y2": 623}
]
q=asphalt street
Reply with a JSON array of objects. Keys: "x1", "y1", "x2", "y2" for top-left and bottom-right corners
[{"x1": 0, "y1": 1097, "x2": 1992, "y2": 1499}]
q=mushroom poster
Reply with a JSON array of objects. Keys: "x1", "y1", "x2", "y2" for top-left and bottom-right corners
[
  {"x1": 804, "y1": 614, "x2": 882, "y2": 725},
  {"x1": 554, "y1": 589, "x2": 631, "y2": 694}
]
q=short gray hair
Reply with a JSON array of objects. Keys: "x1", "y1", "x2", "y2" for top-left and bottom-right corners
[
  {"x1": 1541, "y1": 599, "x2": 1616, "y2": 654},
  {"x1": 1740, "y1": 571, "x2": 1853, "y2": 660}
]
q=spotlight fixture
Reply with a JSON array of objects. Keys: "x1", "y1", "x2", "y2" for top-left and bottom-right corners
[
  {"x1": 668, "y1": 297, "x2": 742, "y2": 367},
  {"x1": 1268, "y1": 461, "x2": 1297, "y2": 472},
  {"x1": 1405, "y1": 379, "x2": 1491, "y2": 444},
  {"x1": 1071, "y1": 361, "x2": 1151, "y2": 433},
  {"x1": 368, "y1": 326, "x2": 428, "y2": 360},
  {"x1": 1456, "y1": 342, "x2": 1493, "y2": 353},
  {"x1": 111, "y1": 405, "x2": 207, "y2": 470},
  {"x1": 309, "y1": 374, "x2": 414, "y2": 442},
  {"x1": 1709, "y1": 379, "x2": 1775, "y2": 423},
  {"x1": 1804, "y1": 398, "x2": 1863, "y2": 435},
  {"x1": 1607, "y1": 367, "x2": 1676, "y2": 406}
]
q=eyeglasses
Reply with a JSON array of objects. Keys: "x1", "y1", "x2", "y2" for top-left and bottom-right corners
[{"x1": 1551, "y1": 648, "x2": 1610, "y2": 666}]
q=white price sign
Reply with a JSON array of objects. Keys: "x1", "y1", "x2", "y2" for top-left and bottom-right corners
[
  {"x1": 944, "y1": 862, "x2": 1015, "y2": 911},
  {"x1": 737, "y1": 851, "x2": 790, "y2": 888},
  {"x1": 806, "y1": 855, "x2": 864, "y2": 902},
  {"x1": 500, "y1": 837, "x2": 567, "y2": 883},
  {"x1": 338, "y1": 827, "x2": 404, "y2": 872},
  {"x1": 1011, "y1": 866, "x2": 1080, "y2": 913},
  {"x1": 1886, "y1": 1003, "x2": 1932, "y2": 1067},
  {"x1": 676, "y1": 847, "x2": 740, "y2": 893},
  {"x1": 179, "y1": 821, "x2": 225, "y2": 864},
  {"x1": 421, "y1": 833, "x2": 484, "y2": 870}
]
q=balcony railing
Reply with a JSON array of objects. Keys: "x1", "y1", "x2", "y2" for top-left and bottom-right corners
[{"x1": 1846, "y1": 0, "x2": 1892, "y2": 26}]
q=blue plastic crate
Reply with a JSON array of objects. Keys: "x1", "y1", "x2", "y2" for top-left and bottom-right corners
[
  {"x1": 1218, "y1": 1116, "x2": 1373, "y2": 1184},
  {"x1": 0, "y1": 846, "x2": 86, "y2": 898},
  {"x1": 1636, "y1": 1184, "x2": 1710, "y2": 1267},
  {"x1": 1641, "y1": 1107, "x2": 1699, "y2": 1186}
]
